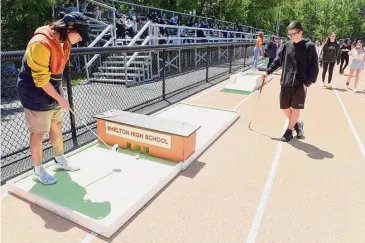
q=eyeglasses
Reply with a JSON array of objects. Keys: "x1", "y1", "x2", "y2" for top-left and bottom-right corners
[{"x1": 287, "y1": 31, "x2": 300, "y2": 38}]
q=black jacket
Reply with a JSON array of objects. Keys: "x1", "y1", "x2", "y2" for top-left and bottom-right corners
[
  {"x1": 320, "y1": 41, "x2": 341, "y2": 63},
  {"x1": 265, "y1": 41, "x2": 278, "y2": 59},
  {"x1": 340, "y1": 43, "x2": 352, "y2": 57},
  {"x1": 266, "y1": 39, "x2": 319, "y2": 87}
]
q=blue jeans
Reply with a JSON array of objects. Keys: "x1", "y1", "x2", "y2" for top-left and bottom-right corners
[{"x1": 253, "y1": 47, "x2": 260, "y2": 68}]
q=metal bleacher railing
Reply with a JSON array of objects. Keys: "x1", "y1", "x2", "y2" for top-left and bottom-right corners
[{"x1": 0, "y1": 41, "x2": 266, "y2": 183}]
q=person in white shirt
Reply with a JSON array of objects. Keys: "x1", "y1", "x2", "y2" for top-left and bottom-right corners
[{"x1": 345, "y1": 40, "x2": 365, "y2": 93}]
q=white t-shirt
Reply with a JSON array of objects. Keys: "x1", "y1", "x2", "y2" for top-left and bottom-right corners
[{"x1": 350, "y1": 48, "x2": 365, "y2": 63}]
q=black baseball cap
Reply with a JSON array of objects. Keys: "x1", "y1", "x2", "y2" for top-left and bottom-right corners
[{"x1": 67, "y1": 12, "x2": 90, "y2": 41}]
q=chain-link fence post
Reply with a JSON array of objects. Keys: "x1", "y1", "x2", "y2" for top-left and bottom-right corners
[
  {"x1": 112, "y1": 9, "x2": 117, "y2": 46},
  {"x1": 162, "y1": 49, "x2": 166, "y2": 100},
  {"x1": 65, "y1": 61, "x2": 77, "y2": 143},
  {"x1": 206, "y1": 46, "x2": 210, "y2": 82},
  {"x1": 229, "y1": 45, "x2": 233, "y2": 73},
  {"x1": 243, "y1": 45, "x2": 248, "y2": 68}
]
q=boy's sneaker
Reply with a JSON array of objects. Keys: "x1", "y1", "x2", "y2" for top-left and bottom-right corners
[
  {"x1": 54, "y1": 156, "x2": 80, "y2": 171},
  {"x1": 294, "y1": 121, "x2": 304, "y2": 138},
  {"x1": 33, "y1": 166, "x2": 57, "y2": 185},
  {"x1": 327, "y1": 83, "x2": 333, "y2": 89},
  {"x1": 281, "y1": 129, "x2": 293, "y2": 142}
]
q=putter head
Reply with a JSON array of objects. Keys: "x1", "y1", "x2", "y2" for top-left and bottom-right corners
[{"x1": 111, "y1": 144, "x2": 119, "y2": 152}]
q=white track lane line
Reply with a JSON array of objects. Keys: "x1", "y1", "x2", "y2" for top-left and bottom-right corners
[
  {"x1": 233, "y1": 72, "x2": 276, "y2": 111},
  {"x1": 233, "y1": 92, "x2": 255, "y2": 111},
  {"x1": 246, "y1": 120, "x2": 288, "y2": 243},
  {"x1": 187, "y1": 80, "x2": 228, "y2": 102},
  {"x1": 334, "y1": 90, "x2": 365, "y2": 160}
]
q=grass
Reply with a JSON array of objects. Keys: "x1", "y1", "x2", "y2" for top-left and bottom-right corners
[
  {"x1": 62, "y1": 78, "x2": 87, "y2": 88},
  {"x1": 71, "y1": 78, "x2": 87, "y2": 86}
]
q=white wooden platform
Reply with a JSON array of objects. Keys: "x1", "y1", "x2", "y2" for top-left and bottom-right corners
[{"x1": 6, "y1": 103, "x2": 239, "y2": 238}]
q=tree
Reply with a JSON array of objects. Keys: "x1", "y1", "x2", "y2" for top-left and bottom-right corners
[{"x1": 1, "y1": 0, "x2": 56, "y2": 51}]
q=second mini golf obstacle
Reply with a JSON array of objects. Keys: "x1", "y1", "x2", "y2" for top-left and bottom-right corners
[
  {"x1": 6, "y1": 102, "x2": 239, "y2": 238},
  {"x1": 222, "y1": 70, "x2": 273, "y2": 94}
]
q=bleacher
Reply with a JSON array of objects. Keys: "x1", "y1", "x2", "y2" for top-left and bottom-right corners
[{"x1": 54, "y1": 0, "x2": 275, "y2": 86}]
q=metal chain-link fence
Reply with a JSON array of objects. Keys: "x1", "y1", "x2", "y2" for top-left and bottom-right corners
[{"x1": 1, "y1": 42, "x2": 266, "y2": 182}]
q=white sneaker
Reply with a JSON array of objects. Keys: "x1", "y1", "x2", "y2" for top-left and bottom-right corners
[
  {"x1": 33, "y1": 166, "x2": 57, "y2": 185},
  {"x1": 53, "y1": 156, "x2": 80, "y2": 171},
  {"x1": 320, "y1": 82, "x2": 325, "y2": 87},
  {"x1": 327, "y1": 84, "x2": 333, "y2": 89},
  {"x1": 353, "y1": 89, "x2": 357, "y2": 93},
  {"x1": 346, "y1": 84, "x2": 351, "y2": 90}
]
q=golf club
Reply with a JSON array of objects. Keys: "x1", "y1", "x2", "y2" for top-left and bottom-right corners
[
  {"x1": 84, "y1": 169, "x2": 122, "y2": 188},
  {"x1": 248, "y1": 76, "x2": 266, "y2": 130},
  {"x1": 69, "y1": 108, "x2": 119, "y2": 152}
]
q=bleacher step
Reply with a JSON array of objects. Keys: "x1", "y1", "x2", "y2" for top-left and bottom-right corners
[
  {"x1": 89, "y1": 78, "x2": 128, "y2": 84},
  {"x1": 108, "y1": 55, "x2": 150, "y2": 60},
  {"x1": 98, "y1": 66, "x2": 142, "y2": 71},
  {"x1": 104, "y1": 60, "x2": 150, "y2": 65},
  {"x1": 93, "y1": 72, "x2": 141, "y2": 77}
]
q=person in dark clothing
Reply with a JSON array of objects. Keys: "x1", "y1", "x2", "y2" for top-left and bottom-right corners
[
  {"x1": 116, "y1": 18, "x2": 127, "y2": 39},
  {"x1": 319, "y1": 32, "x2": 340, "y2": 89},
  {"x1": 262, "y1": 21, "x2": 319, "y2": 142},
  {"x1": 339, "y1": 38, "x2": 352, "y2": 75},
  {"x1": 265, "y1": 35, "x2": 279, "y2": 68}
]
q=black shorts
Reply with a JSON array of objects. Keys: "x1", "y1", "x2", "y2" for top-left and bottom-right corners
[{"x1": 280, "y1": 85, "x2": 307, "y2": 109}]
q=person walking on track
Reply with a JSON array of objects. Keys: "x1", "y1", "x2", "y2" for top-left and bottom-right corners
[
  {"x1": 262, "y1": 20, "x2": 319, "y2": 142},
  {"x1": 345, "y1": 40, "x2": 365, "y2": 93},
  {"x1": 252, "y1": 32, "x2": 264, "y2": 71},
  {"x1": 265, "y1": 35, "x2": 279, "y2": 68},
  {"x1": 315, "y1": 40, "x2": 322, "y2": 56},
  {"x1": 319, "y1": 32, "x2": 341, "y2": 89},
  {"x1": 339, "y1": 38, "x2": 352, "y2": 75},
  {"x1": 17, "y1": 12, "x2": 90, "y2": 185}
]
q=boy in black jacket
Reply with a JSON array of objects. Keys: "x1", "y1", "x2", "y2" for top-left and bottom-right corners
[{"x1": 262, "y1": 21, "x2": 319, "y2": 142}]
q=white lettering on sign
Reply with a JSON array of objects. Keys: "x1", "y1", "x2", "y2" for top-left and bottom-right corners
[{"x1": 105, "y1": 122, "x2": 171, "y2": 149}]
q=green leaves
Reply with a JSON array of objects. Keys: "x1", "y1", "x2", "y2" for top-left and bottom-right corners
[{"x1": 1, "y1": 0, "x2": 56, "y2": 50}]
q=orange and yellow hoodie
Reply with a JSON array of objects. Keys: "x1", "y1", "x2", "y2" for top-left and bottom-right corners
[{"x1": 17, "y1": 25, "x2": 71, "y2": 111}]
